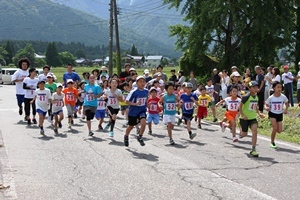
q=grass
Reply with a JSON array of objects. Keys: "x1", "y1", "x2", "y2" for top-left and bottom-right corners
[{"x1": 206, "y1": 106, "x2": 300, "y2": 144}]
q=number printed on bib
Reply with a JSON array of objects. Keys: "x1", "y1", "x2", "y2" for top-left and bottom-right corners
[
  {"x1": 166, "y1": 103, "x2": 176, "y2": 111},
  {"x1": 87, "y1": 94, "x2": 94, "y2": 101},
  {"x1": 66, "y1": 94, "x2": 74, "y2": 101},
  {"x1": 229, "y1": 103, "x2": 238, "y2": 111},
  {"x1": 55, "y1": 100, "x2": 63, "y2": 107},
  {"x1": 149, "y1": 104, "x2": 158, "y2": 111},
  {"x1": 249, "y1": 101, "x2": 257, "y2": 111},
  {"x1": 184, "y1": 102, "x2": 194, "y2": 110},
  {"x1": 137, "y1": 98, "x2": 146, "y2": 106},
  {"x1": 271, "y1": 103, "x2": 282, "y2": 112},
  {"x1": 201, "y1": 100, "x2": 207, "y2": 106},
  {"x1": 97, "y1": 100, "x2": 106, "y2": 110},
  {"x1": 39, "y1": 95, "x2": 46, "y2": 102},
  {"x1": 31, "y1": 90, "x2": 34, "y2": 95},
  {"x1": 109, "y1": 97, "x2": 117, "y2": 105}
]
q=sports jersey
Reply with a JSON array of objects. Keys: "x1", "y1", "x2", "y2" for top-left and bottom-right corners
[
  {"x1": 11, "y1": 69, "x2": 29, "y2": 95},
  {"x1": 83, "y1": 84, "x2": 102, "y2": 107},
  {"x1": 62, "y1": 87, "x2": 78, "y2": 106},
  {"x1": 197, "y1": 94, "x2": 212, "y2": 107},
  {"x1": 147, "y1": 97, "x2": 160, "y2": 114},
  {"x1": 163, "y1": 94, "x2": 177, "y2": 115},
  {"x1": 205, "y1": 85, "x2": 215, "y2": 100},
  {"x1": 35, "y1": 88, "x2": 51, "y2": 112},
  {"x1": 240, "y1": 93, "x2": 258, "y2": 120},
  {"x1": 62, "y1": 72, "x2": 81, "y2": 87},
  {"x1": 126, "y1": 88, "x2": 148, "y2": 116},
  {"x1": 120, "y1": 90, "x2": 129, "y2": 106},
  {"x1": 224, "y1": 97, "x2": 241, "y2": 112},
  {"x1": 23, "y1": 77, "x2": 39, "y2": 99},
  {"x1": 97, "y1": 97, "x2": 106, "y2": 111},
  {"x1": 193, "y1": 89, "x2": 201, "y2": 97},
  {"x1": 105, "y1": 89, "x2": 123, "y2": 109},
  {"x1": 265, "y1": 94, "x2": 288, "y2": 114},
  {"x1": 52, "y1": 93, "x2": 64, "y2": 113},
  {"x1": 180, "y1": 93, "x2": 198, "y2": 114},
  {"x1": 45, "y1": 83, "x2": 57, "y2": 94},
  {"x1": 78, "y1": 89, "x2": 86, "y2": 102}
]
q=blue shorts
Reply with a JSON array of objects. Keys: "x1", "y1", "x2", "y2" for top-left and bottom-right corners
[
  {"x1": 147, "y1": 113, "x2": 160, "y2": 125},
  {"x1": 52, "y1": 110, "x2": 63, "y2": 115},
  {"x1": 95, "y1": 110, "x2": 106, "y2": 119},
  {"x1": 37, "y1": 109, "x2": 47, "y2": 116},
  {"x1": 16, "y1": 94, "x2": 25, "y2": 106}
]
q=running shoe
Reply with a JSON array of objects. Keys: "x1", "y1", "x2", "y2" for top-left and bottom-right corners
[
  {"x1": 19, "y1": 107, "x2": 23, "y2": 115},
  {"x1": 104, "y1": 123, "x2": 110, "y2": 131},
  {"x1": 98, "y1": 124, "x2": 103, "y2": 130},
  {"x1": 250, "y1": 150, "x2": 259, "y2": 157},
  {"x1": 27, "y1": 119, "x2": 31, "y2": 125},
  {"x1": 232, "y1": 136, "x2": 238, "y2": 142},
  {"x1": 177, "y1": 118, "x2": 182, "y2": 126},
  {"x1": 270, "y1": 143, "x2": 277, "y2": 149},
  {"x1": 197, "y1": 124, "x2": 202, "y2": 129},
  {"x1": 109, "y1": 131, "x2": 114, "y2": 137},
  {"x1": 58, "y1": 121, "x2": 62, "y2": 128},
  {"x1": 148, "y1": 130, "x2": 153, "y2": 135},
  {"x1": 32, "y1": 118, "x2": 37, "y2": 124},
  {"x1": 68, "y1": 123, "x2": 71, "y2": 129},
  {"x1": 89, "y1": 131, "x2": 94, "y2": 136},
  {"x1": 137, "y1": 136, "x2": 145, "y2": 146},
  {"x1": 54, "y1": 128, "x2": 58, "y2": 135},
  {"x1": 136, "y1": 127, "x2": 140, "y2": 135},
  {"x1": 40, "y1": 129, "x2": 45, "y2": 135},
  {"x1": 71, "y1": 119, "x2": 74, "y2": 125},
  {"x1": 169, "y1": 138, "x2": 175, "y2": 145},
  {"x1": 189, "y1": 133, "x2": 197, "y2": 140},
  {"x1": 124, "y1": 136, "x2": 129, "y2": 147},
  {"x1": 74, "y1": 113, "x2": 77, "y2": 119},
  {"x1": 213, "y1": 118, "x2": 218, "y2": 122},
  {"x1": 221, "y1": 122, "x2": 226, "y2": 133},
  {"x1": 24, "y1": 116, "x2": 27, "y2": 121},
  {"x1": 239, "y1": 134, "x2": 244, "y2": 139}
]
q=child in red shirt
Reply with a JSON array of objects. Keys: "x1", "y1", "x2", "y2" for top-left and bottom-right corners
[{"x1": 147, "y1": 87, "x2": 161, "y2": 135}]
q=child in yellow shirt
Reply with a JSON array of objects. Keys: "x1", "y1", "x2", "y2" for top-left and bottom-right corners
[{"x1": 197, "y1": 87, "x2": 212, "y2": 129}]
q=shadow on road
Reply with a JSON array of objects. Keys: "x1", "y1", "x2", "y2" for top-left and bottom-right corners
[
  {"x1": 26, "y1": 125, "x2": 40, "y2": 129},
  {"x1": 54, "y1": 133, "x2": 68, "y2": 138},
  {"x1": 72, "y1": 124, "x2": 84, "y2": 127},
  {"x1": 79, "y1": 119, "x2": 87, "y2": 123},
  {"x1": 181, "y1": 138, "x2": 206, "y2": 146},
  {"x1": 276, "y1": 147, "x2": 300, "y2": 154},
  {"x1": 38, "y1": 135, "x2": 55, "y2": 141},
  {"x1": 126, "y1": 149, "x2": 159, "y2": 162},
  {"x1": 245, "y1": 154, "x2": 279, "y2": 164},
  {"x1": 87, "y1": 136, "x2": 105, "y2": 143},
  {"x1": 152, "y1": 134, "x2": 167, "y2": 139},
  {"x1": 201, "y1": 128, "x2": 218, "y2": 132},
  {"x1": 165, "y1": 143, "x2": 187, "y2": 149},
  {"x1": 225, "y1": 142, "x2": 249, "y2": 150},
  {"x1": 15, "y1": 120, "x2": 27, "y2": 125},
  {"x1": 108, "y1": 138, "x2": 124, "y2": 146},
  {"x1": 64, "y1": 129, "x2": 79, "y2": 134}
]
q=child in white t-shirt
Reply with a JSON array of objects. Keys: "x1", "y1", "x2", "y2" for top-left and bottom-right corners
[{"x1": 52, "y1": 83, "x2": 65, "y2": 134}]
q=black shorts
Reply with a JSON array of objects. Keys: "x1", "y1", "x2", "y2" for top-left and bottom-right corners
[
  {"x1": 76, "y1": 100, "x2": 84, "y2": 107},
  {"x1": 268, "y1": 112, "x2": 283, "y2": 122},
  {"x1": 182, "y1": 113, "x2": 194, "y2": 123},
  {"x1": 128, "y1": 112, "x2": 147, "y2": 126},
  {"x1": 107, "y1": 106, "x2": 120, "y2": 117},
  {"x1": 239, "y1": 118, "x2": 258, "y2": 133}
]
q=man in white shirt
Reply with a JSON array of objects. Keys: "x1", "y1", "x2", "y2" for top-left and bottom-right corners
[
  {"x1": 147, "y1": 73, "x2": 164, "y2": 89},
  {"x1": 11, "y1": 58, "x2": 30, "y2": 117},
  {"x1": 282, "y1": 65, "x2": 294, "y2": 107},
  {"x1": 38, "y1": 65, "x2": 56, "y2": 82}
]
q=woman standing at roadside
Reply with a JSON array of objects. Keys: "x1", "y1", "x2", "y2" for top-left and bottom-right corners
[{"x1": 176, "y1": 70, "x2": 186, "y2": 86}]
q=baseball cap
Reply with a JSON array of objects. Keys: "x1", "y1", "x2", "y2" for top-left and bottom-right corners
[
  {"x1": 67, "y1": 79, "x2": 74, "y2": 84},
  {"x1": 149, "y1": 87, "x2": 157, "y2": 92},
  {"x1": 56, "y1": 83, "x2": 63, "y2": 88},
  {"x1": 283, "y1": 65, "x2": 289, "y2": 69},
  {"x1": 248, "y1": 81, "x2": 259, "y2": 87},
  {"x1": 47, "y1": 73, "x2": 54, "y2": 78},
  {"x1": 231, "y1": 71, "x2": 241, "y2": 77},
  {"x1": 184, "y1": 82, "x2": 193, "y2": 88},
  {"x1": 144, "y1": 69, "x2": 149, "y2": 74},
  {"x1": 129, "y1": 68, "x2": 136, "y2": 72},
  {"x1": 157, "y1": 73, "x2": 162, "y2": 77},
  {"x1": 231, "y1": 66, "x2": 238, "y2": 70},
  {"x1": 136, "y1": 76, "x2": 145, "y2": 81}
]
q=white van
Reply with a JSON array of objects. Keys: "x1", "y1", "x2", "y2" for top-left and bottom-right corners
[{"x1": 1, "y1": 68, "x2": 19, "y2": 84}]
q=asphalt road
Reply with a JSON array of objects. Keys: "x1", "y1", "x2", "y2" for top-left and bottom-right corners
[{"x1": 0, "y1": 85, "x2": 300, "y2": 200}]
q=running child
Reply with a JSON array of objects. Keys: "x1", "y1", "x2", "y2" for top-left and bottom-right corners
[
  {"x1": 159, "y1": 82, "x2": 177, "y2": 145},
  {"x1": 76, "y1": 82, "x2": 86, "y2": 119},
  {"x1": 197, "y1": 87, "x2": 212, "y2": 129},
  {"x1": 239, "y1": 81, "x2": 265, "y2": 157},
  {"x1": 45, "y1": 73, "x2": 56, "y2": 124},
  {"x1": 96, "y1": 94, "x2": 106, "y2": 130},
  {"x1": 52, "y1": 83, "x2": 65, "y2": 134},
  {"x1": 120, "y1": 82, "x2": 130, "y2": 127},
  {"x1": 103, "y1": 79, "x2": 123, "y2": 137},
  {"x1": 62, "y1": 79, "x2": 78, "y2": 129},
  {"x1": 124, "y1": 76, "x2": 148, "y2": 147},
  {"x1": 30, "y1": 80, "x2": 51, "y2": 135},
  {"x1": 205, "y1": 78, "x2": 218, "y2": 122},
  {"x1": 179, "y1": 82, "x2": 198, "y2": 139},
  {"x1": 265, "y1": 81, "x2": 289, "y2": 149},
  {"x1": 147, "y1": 87, "x2": 161, "y2": 135},
  {"x1": 216, "y1": 86, "x2": 241, "y2": 142}
]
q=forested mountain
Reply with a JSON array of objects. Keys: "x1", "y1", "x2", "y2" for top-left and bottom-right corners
[{"x1": 0, "y1": 0, "x2": 181, "y2": 58}]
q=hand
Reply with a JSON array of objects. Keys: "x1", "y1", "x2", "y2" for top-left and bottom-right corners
[
  {"x1": 159, "y1": 104, "x2": 163, "y2": 109},
  {"x1": 190, "y1": 97, "x2": 195, "y2": 101},
  {"x1": 136, "y1": 100, "x2": 141, "y2": 106},
  {"x1": 30, "y1": 100, "x2": 33, "y2": 104},
  {"x1": 265, "y1": 107, "x2": 270, "y2": 112},
  {"x1": 283, "y1": 110, "x2": 288, "y2": 114},
  {"x1": 243, "y1": 115, "x2": 248, "y2": 120},
  {"x1": 259, "y1": 113, "x2": 265, "y2": 118}
]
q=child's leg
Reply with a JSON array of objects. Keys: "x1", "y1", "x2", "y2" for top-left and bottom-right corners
[
  {"x1": 250, "y1": 123, "x2": 258, "y2": 149},
  {"x1": 148, "y1": 122, "x2": 152, "y2": 131},
  {"x1": 125, "y1": 126, "x2": 134, "y2": 136},
  {"x1": 99, "y1": 118, "x2": 104, "y2": 126},
  {"x1": 110, "y1": 114, "x2": 117, "y2": 132},
  {"x1": 167, "y1": 122, "x2": 173, "y2": 138},
  {"x1": 229, "y1": 119, "x2": 236, "y2": 137},
  {"x1": 59, "y1": 112, "x2": 64, "y2": 123},
  {"x1": 24, "y1": 98, "x2": 30, "y2": 120},
  {"x1": 186, "y1": 119, "x2": 191, "y2": 132},
  {"x1": 211, "y1": 106, "x2": 216, "y2": 118},
  {"x1": 139, "y1": 118, "x2": 146, "y2": 135},
  {"x1": 270, "y1": 118, "x2": 278, "y2": 144},
  {"x1": 53, "y1": 114, "x2": 58, "y2": 128},
  {"x1": 32, "y1": 102, "x2": 36, "y2": 119},
  {"x1": 38, "y1": 113, "x2": 44, "y2": 128}
]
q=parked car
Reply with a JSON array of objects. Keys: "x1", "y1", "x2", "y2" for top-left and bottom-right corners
[{"x1": 1, "y1": 68, "x2": 19, "y2": 84}]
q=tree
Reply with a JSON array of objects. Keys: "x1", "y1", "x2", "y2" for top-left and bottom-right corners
[
  {"x1": 36, "y1": 58, "x2": 47, "y2": 68},
  {"x1": 58, "y1": 51, "x2": 76, "y2": 66},
  {"x1": 130, "y1": 44, "x2": 139, "y2": 56},
  {"x1": 75, "y1": 49, "x2": 86, "y2": 58},
  {"x1": 5, "y1": 41, "x2": 14, "y2": 64},
  {"x1": 13, "y1": 44, "x2": 35, "y2": 67},
  {"x1": 164, "y1": 0, "x2": 294, "y2": 74},
  {"x1": 161, "y1": 58, "x2": 169, "y2": 66},
  {"x1": 46, "y1": 42, "x2": 60, "y2": 67}
]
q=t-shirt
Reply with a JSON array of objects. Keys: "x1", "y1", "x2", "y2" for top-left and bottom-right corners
[
  {"x1": 147, "y1": 97, "x2": 160, "y2": 114},
  {"x1": 189, "y1": 78, "x2": 198, "y2": 91},
  {"x1": 148, "y1": 78, "x2": 164, "y2": 87},
  {"x1": 221, "y1": 76, "x2": 230, "y2": 90},
  {"x1": 62, "y1": 87, "x2": 78, "y2": 106},
  {"x1": 197, "y1": 94, "x2": 212, "y2": 107},
  {"x1": 78, "y1": 89, "x2": 86, "y2": 102},
  {"x1": 180, "y1": 93, "x2": 198, "y2": 114},
  {"x1": 224, "y1": 97, "x2": 241, "y2": 112},
  {"x1": 255, "y1": 74, "x2": 265, "y2": 92},
  {"x1": 282, "y1": 72, "x2": 294, "y2": 84},
  {"x1": 205, "y1": 85, "x2": 215, "y2": 100},
  {"x1": 11, "y1": 69, "x2": 29, "y2": 95},
  {"x1": 62, "y1": 72, "x2": 81, "y2": 86},
  {"x1": 265, "y1": 94, "x2": 288, "y2": 114},
  {"x1": 35, "y1": 88, "x2": 51, "y2": 112},
  {"x1": 120, "y1": 91, "x2": 129, "y2": 106},
  {"x1": 105, "y1": 89, "x2": 123, "y2": 109},
  {"x1": 38, "y1": 74, "x2": 47, "y2": 82},
  {"x1": 52, "y1": 93, "x2": 64, "y2": 113},
  {"x1": 163, "y1": 94, "x2": 177, "y2": 115},
  {"x1": 126, "y1": 88, "x2": 148, "y2": 116},
  {"x1": 23, "y1": 77, "x2": 39, "y2": 99},
  {"x1": 240, "y1": 93, "x2": 258, "y2": 120},
  {"x1": 83, "y1": 84, "x2": 102, "y2": 107},
  {"x1": 193, "y1": 89, "x2": 201, "y2": 97},
  {"x1": 45, "y1": 83, "x2": 57, "y2": 94},
  {"x1": 97, "y1": 97, "x2": 106, "y2": 111},
  {"x1": 272, "y1": 75, "x2": 281, "y2": 83}
]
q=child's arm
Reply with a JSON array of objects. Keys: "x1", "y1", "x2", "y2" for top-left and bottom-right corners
[
  {"x1": 256, "y1": 104, "x2": 265, "y2": 118},
  {"x1": 264, "y1": 103, "x2": 270, "y2": 112},
  {"x1": 126, "y1": 100, "x2": 139, "y2": 106},
  {"x1": 30, "y1": 96, "x2": 36, "y2": 104},
  {"x1": 239, "y1": 102, "x2": 247, "y2": 120},
  {"x1": 158, "y1": 96, "x2": 164, "y2": 109},
  {"x1": 284, "y1": 102, "x2": 289, "y2": 114},
  {"x1": 215, "y1": 99, "x2": 225, "y2": 107}
]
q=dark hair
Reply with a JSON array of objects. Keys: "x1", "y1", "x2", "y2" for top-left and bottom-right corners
[
  {"x1": 165, "y1": 81, "x2": 174, "y2": 90},
  {"x1": 170, "y1": 69, "x2": 175, "y2": 72},
  {"x1": 28, "y1": 68, "x2": 36, "y2": 76},
  {"x1": 92, "y1": 69, "x2": 100, "y2": 74},
  {"x1": 152, "y1": 80, "x2": 159, "y2": 85},
  {"x1": 178, "y1": 70, "x2": 184, "y2": 76},
  {"x1": 272, "y1": 81, "x2": 282, "y2": 89},
  {"x1": 269, "y1": 65, "x2": 275, "y2": 68},
  {"x1": 101, "y1": 75, "x2": 106, "y2": 79},
  {"x1": 230, "y1": 85, "x2": 238, "y2": 92},
  {"x1": 206, "y1": 78, "x2": 212, "y2": 82},
  {"x1": 112, "y1": 73, "x2": 119, "y2": 78},
  {"x1": 200, "y1": 87, "x2": 206, "y2": 91},
  {"x1": 223, "y1": 70, "x2": 228, "y2": 73},
  {"x1": 109, "y1": 78, "x2": 119, "y2": 84},
  {"x1": 67, "y1": 64, "x2": 73, "y2": 67},
  {"x1": 82, "y1": 72, "x2": 90, "y2": 77},
  {"x1": 43, "y1": 65, "x2": 50, "y2": 70},
  {"x1": 273, "y1": 67, "x2": 280, "y2": 77},
  {"x1": 123, "y1": 82, "x2": 129, "y2": 87},
  {"x1": 157, "y1": 65, "x2": 163, "y2": 70},
  {"x1": 18, "y1": 58, "x2": 30, "y2": 69}
]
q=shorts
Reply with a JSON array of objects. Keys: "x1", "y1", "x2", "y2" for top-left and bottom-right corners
[
  {"x1": 107, "y1": 106, "x2": 120, "y2": 117},
  {"x1": 182, "y1": 113, "x2": 193, "y2": 123},
  {"x1": 52, "y1": 110, "x2": 63, "y2": 115},
  {"x1": 76, "y1": 100, "x2": 84, "y2": 107},
  {"x1": 66, "y1": 104, "x2": 75, "y2": 117},
  {"x1": 83, "y1": 106, "x2": 97, "y2": 121},
  {"x1": 197, "y1": 106, "x2": 208, "y2": 119},
  {"x1": 16, "y1": 94, "x2": 25, "y2": 106},
  {"x1": 147, "y1": 113, "x2": 160, "y2": 124},
  {"x1": 239, "y1": 118, "x2": 258, "y2": 133},
  {"x1": 208, "y1": 101, "x2": 216, "y2": 107},
  {"x1": 225, "y1": 111, "x2": 239, "y2": 121},
  {"x1": 121, "y1": 105, "x2": 129, "y2": 111},
  {"x1": 95, "y1": 110, "x2": 106, "y2": 119},
  {"x1": 163, "y1": 114, "x2": 176, "y2": 125},
  {"x1": 128, "y1": 112, "x2": 147, "y2": 126},
  {"x1": 268, "y1": 112, "x2": 283, "y2": 122},
  {"x1": 37, "y1": 109, "x2": 47, "y2": 116}
]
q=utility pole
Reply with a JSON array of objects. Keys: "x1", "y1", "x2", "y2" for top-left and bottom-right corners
[
  {"x1": 113, "y1": 0, "x2": 121, "y2": 75},
  {"x1": 108, "y1": 0, "x2": 114, "y2": 77}
]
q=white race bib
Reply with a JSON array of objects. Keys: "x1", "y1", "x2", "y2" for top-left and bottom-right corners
[
  {"x1": 166, "y1": 103, "x2": 176, "y2": 111},
  {"x1": 184, "y1": 102, "x2": 194, "y2": 110},
  {"x1": 248, "y1": 101, "x2": 257, "y2": 111},
  {"x1": 97, "y1": 100, "x2": 106, "y2": 110},
  {"x1": 149, "y1": 104, "x2": 158, "y2": 112},
  {"x1": 137, "y1": 97, "x2": 146, "y2": 106},
  {"x1": 228, "y1": 102, "x2": 239, "y2": 111}
]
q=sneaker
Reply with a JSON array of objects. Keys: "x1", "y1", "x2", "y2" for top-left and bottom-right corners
[
  {"x1": 221, "y1": 122, "x2": 226, "y2": 133},
  {"x1": 232, "y1": 136, "x2": 238, "y2": 142},
  {"x1": 213, "y1": 118, "x2": 218, "y2": 122},
  {"x1": 194, "y1": 116, "x2": 197, "y2": 122},
  {"x1": 124, "y1": 136, "x2": 129, "y2": 147},
  {"x1": 148, "y1": 130, "x2": 153, "y2": 135},
  {"x1": 89, "y1": 131, "x2": 94, "y2": 136},
  {"x1": 32, "y1": 118, "x2": 37, "y2": 124},
  {"x1": 47, "y1": 116, "x2": 52, "y2": 123},
  {"x1": 54, "y1": 128, "x2": 58, "y2": 135},
  {"x1": 74, "y1": 113, "x2": 77, "y2": 118},
  {"x1": 189, "y1": 133, "x2": 197, "y2": 140},
  {"x1": 98, "y1": 124, "x2": 103, "y2": 130},
  {"x1": 104, "y1": 123, "x2": 110, "y2": 131},
  {"x1": 270, "y1": 143, "x2": 277, "y2": 149},
  {"x1": 239, "y1": 134, "x2": 244, "y2": 139},
  {"x1": 40, "y1": 129, "x2": 44, "y2": 135},
  {"x1": 137, "y1": 136, "x2": 145, "y2": 146},
  {"x1": 197, "y1": 124, "x2": 202, "y2": 129},
  {"x1": 71, "y1": 119, "x2": 74, "y2": 125},
  {"x1": 19, "y1": 107, "x2": 23, "y2": 115},
  {"x1": 169, "y1": 138, "x2": 175, "y2": 145},
  {"x1": 177, "y1": 119, "x2": 182, "y2": 126},
  {"x1": 58, "y1": 121, "x2": 62, "y2": 128},
  {"x1": 27, "y1": 119, "x2": 31, "y2": 125},
  {"x1": 24, "y1": 116, "x2": 27, "y2": 121},
  {"x1": 250, "y1": 150, "x2": 259, "y2": 157},
  {"x1": 109, "y1": 131, "x2": 114, "y2": 137},
  {"x1": 136, "y1": 127, "x2": 140, "y2": 135},
  {"x1": 68, "y1": 123, "x2": 71, "y2": 129}
]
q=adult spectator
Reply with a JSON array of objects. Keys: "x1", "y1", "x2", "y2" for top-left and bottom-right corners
[
  {"x1": 231, "y1": 66, "x2": 238, "y2": 73},
  {"x1": 245, "y1": 67, "x2": 254, "y2": 80},
  {"x1": 271, "y1": 67, "x2": 281, "y2": 83},
  {"x1": 264, "y1": 66, "x2": 273, "y2": 100},
  {"x1": 176, "y1": 70, "x2": 186, "y2": 86},
  {"x1": 220, "y1": 70, "x2": 230, "y2": 100},
  {"x1": 282, "y1": 65, "x2": 294, "y2": 107},
  {"x1": 129, "y1": 68, "x2": 137, "y2": 76},
  {"x1": 119, "y1": 64, "x2": 131, "y2": 82},
  {"x1": 151, "y1": 68, "x2": 156, "y2": 77},
  {"x1": 62, "y1": 64, "x2": 81, "y2": 87},
  {"x1": 92, "y1": 69, "x2": 100, "y2": 85},
  {"x1": 169, "y1": 69, "x2": 177, "y2": 83},
  {"x1": 153, "y1": 65, "x2": 168, "y2": 82},
  {"x1": 99, "y1": 66, "x2": 109, "y2": 80},
  {"x1": 189, "y1": 71, "x2": 198, "y2": 91},
  {"x1": 38, "y1": 65, "x2": 56, "y2": 82},
  {"x1": 147, "y1": 73, "x2": 164, "y2": 88},
  {"x1": 143, "y1": 69, "x2": 152, "y2": 83},
  {"x1": 212, "y1": 68, "x2": 221, "y2": 103},
  {"x1": 11, "y1": 58, "x2": 30, "y2": 117},
  {"x1": 296, "y1": 62, "x2": 300, "y2": 105},
  {"x1": 254, "y1": 65, "x2": 265, "y2": 112}
]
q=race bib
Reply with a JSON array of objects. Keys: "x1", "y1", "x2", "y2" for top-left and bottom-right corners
[
  {"x1": 55, "y1": 100, "x2": 63, "y2": 107},
  {"x1": 137, "y1": 97, "x2": 146, "y2": 106},
  {"x1": 271, "y1": 103, "x2": 282, "y2": 112},
  {"x1": 228, "y1": 103, "x2": 238, "y2": 111},
  {"x1": 81, "y1": 92, "x2": 86, "y2": 98},
  {"x1": 39, "y1": 95, "x2": 46, "y2": 102},
  {"x1": 184, "y1": 102, "x2": 194, "y2": 110},
  {"x1": 149, "y1": 104, "x2": 158, "y2": 112},
  {"x1": 109, "y1": 97, "x2": 117, "y2": 105},
  {"x1": 201, "y1": 100, "x2": 207, "y2": 106},
  {"x1": 66, "y1": 94, "x2": 74, "y2": 101},
  {"x1": 248, "y1": 101, "x2": 257, "y2": 111},
  {"x1": 97, "y1": 100, "x2": 106, "y2": 110},
  {"x1": 166, "y1": 103, "x2": 176, "y2": 111},
  {"x1": 86, "y1": 94, "x2": 95, "y2": 101},
  {"x1": 31, "y1": 90, "x2": 34, "y2": 95}
]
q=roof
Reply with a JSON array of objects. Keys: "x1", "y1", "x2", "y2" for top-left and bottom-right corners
[
  {"x1": 76, "y1": 59, "x2": 86, "y2": 64},
  {"x1": 146, "y1": 55, "x2": 163, "y2": 60},
  {"x1": 93, "y1": 59, "x2": 103, "y2": 62},
  {"x1": 35, "y1": 53, "x2": 46, "y2": 59},
  {"x1": 131, "y1": 56, "x2": 143, "y2": 60}
]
